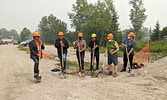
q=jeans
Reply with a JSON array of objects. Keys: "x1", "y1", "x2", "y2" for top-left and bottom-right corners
[
  {"x1": 76, "y1": 51, "x2": 85, "y2": 70},
  {"x1": 90, "y1": 52, "x2": 99, "y2": 70},
  {"x1": 58, "y1": 53, "x2": 67, "y2": 72},
  {"x1": 32, "y1": 57, "x2": 39, "y2": 75}
]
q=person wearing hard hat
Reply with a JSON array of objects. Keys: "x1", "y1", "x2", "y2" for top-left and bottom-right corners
[
  {"x1": 55, "y1": 32, "x2": 69, "y2": 73},
  {"x1": 120, "y1": 32, "x2": 136, "y2": 72},
  {"x1": 29, "y1": 32, "x2": 45, "y2": 79},
  {"x1": 88, "y1": 33, "x2": 99, "y2": 75},
  {"x1": 74, "y1": 33, "x2": 86, "y2": 72},
  {"x1": 105, "y1": 33, "x2": 119, "y2": 77}
]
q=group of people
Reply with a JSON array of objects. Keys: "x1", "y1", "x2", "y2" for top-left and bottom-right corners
[{"x1": 29, "y1": 31, "x2": 136, "y2": 79}]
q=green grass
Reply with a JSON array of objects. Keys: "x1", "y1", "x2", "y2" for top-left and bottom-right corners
[
  {"x1": 17, "y1": 45, "x2": 30, "y2": 54},
  {"x1": 18, "y1": 40, "x2": 167, "y2": 66}
]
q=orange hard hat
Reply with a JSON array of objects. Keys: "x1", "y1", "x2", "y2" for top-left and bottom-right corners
[
  {"x1": 107, "y1": 33, "x2": 113, "y2": 39},
  {"x1": 58, "y1": 32, "x2": 64, "y2": 36},
  {"x1": 128, "y1": 32, "x2": 135, "y2": 37},
  {"x1": 78, "y1": 33, "x2": 83, "y2": 37},
  {"x1": 33, "y1": 32, "x2": 40, "y2": 37}
]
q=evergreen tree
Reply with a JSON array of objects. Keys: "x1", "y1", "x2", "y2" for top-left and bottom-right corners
[
  {"x1": 150, "y1": 21, "x2": 160, "y2": 41},
  {"x1": 161, "y1": 27, "x2": 167, "y2": 40}
]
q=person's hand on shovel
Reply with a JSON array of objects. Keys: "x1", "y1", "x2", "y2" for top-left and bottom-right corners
[
  {"x1": 127, "y1": 53, "x2": 130, "y2": 57},
  {"x1": 77, "y1": 44, "x2": 82, "y2": 53},
  {"x1": 60, "y1": 41, "x2": 64, "y2": 47},
  {"x1": 124, "y1": 44, "x2": 127, "y2": 48},
  {"x1": 79, "y1": 49, "x2": 82, "y2": 53},
  {"x1": 110, "y1": 52, "x2": 114, "y2": 55},
  {"x1": 104, "y1": 53, "x2": 107, "y2": 57}
]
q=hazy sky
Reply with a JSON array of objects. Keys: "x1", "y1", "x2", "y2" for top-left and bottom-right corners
[{"x1": 0, "y1": 0, "x2": 167, "y2": 34}]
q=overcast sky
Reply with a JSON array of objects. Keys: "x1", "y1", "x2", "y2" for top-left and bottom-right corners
[{"x1": 0, "y1": 0, "x2": 167, "y2": 34}]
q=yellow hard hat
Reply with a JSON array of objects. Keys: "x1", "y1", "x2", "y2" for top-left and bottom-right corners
[
  {"x1": 91, "y1": 33, "x2": 96, "y2": 38},
  {"x1": 33, "y1": 32, "x2": 40, "y2": 37},
  {"x1": 78, "y1": 33, "x2": 83, "y2": 37},
  {"x1": 107, "y1": 33, "x2": 113, "y2": 39},
  {"x1": 58, "y1": 32, "x2": 64, "y2": 36},
  {"x1": 128, "y1": 32, "x2": 135, "y2": 37}
]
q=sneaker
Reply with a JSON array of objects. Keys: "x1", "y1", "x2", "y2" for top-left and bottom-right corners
[
  {"x1": 120, "y1": 69, "x2": 126, "y2": 72},
  {"x1": 108, "y1": 71, "x2": 113, "y2": 75}
]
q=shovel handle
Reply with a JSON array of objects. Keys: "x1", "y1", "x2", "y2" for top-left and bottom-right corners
[{"x1": 61, "y1": 45, "x2": 64, "y2": 72}]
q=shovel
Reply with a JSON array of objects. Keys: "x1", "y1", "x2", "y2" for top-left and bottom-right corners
[
  {"x1": 78, "y1": 45, "x2": 82, "y2": 77},
  {"x1": 125, "y1": 47, "x2": 135, "y2": 77},
  {"x1": 90, "y1": 42, "x2": 95, "y2": 76},
  {"x1": 59, "y1": 42, "x2": 66, "y2": 79}
]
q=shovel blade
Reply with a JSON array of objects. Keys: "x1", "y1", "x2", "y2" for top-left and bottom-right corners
[
  {"x1": 78, "y1": 72, "x2": 82, "y2": 77},
  {"x1": 129, "y1": 73, "x2": 135, "y2": 77}
]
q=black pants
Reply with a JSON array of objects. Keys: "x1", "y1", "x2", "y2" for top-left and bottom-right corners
[
  {"x1": 90, "y1": 52, "x2": 99, "y2": 70},
  {"x1": 123, "y1": 53, "x2": 134, "y2": 70},
  {"x1": 76, "y1": 51, "x2": 85, "y2": 70}
]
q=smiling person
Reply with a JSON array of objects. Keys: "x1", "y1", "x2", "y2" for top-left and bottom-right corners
[
  {"x1": 105, "y1": 33, "x2": 119, "y2": 77},
  {"x1": 29, "y1": 32, "x2": 45, "y2": 79},
  {"x1": 55, "y1": 32, "x2": 69, "y2": 74}
]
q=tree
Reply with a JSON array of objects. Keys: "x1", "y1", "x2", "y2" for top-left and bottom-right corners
[
  {"x1": 0, "y1": 28, "x2": 9, "y2": 36},
  {"x1": 122, "y1": 28, "x2": 134, "y2": 40},
  {"x1": 0, "y1": 28, "x2": 19, "y2": 40},
  {"x1": 161, "y1": 27, "x2": 167, "y2": 39},
  {"x1": 20, "y1": 28, "x2": 31, "y2": 41},
  {"x1": 64, "y1": 31, "x2": 78, "y2": 44},
  {"x1": 141, "y1": 27, "x2": 149, "y2": 40},
  {"x1": 68, "y1": 0, "x2": 121, "y2": 46},
  {"x1": 9, "y1": 29, "x2": 19, "y2": 40},
  {"x1": 38, "y1": 14, "x2": 67, "y2": 44},
  {"x1": 150, "y1": 21, "x2": 160, "y2": 41},
  {"x1": 129, "y1": 0, "x2": 147, "y2": 40}
]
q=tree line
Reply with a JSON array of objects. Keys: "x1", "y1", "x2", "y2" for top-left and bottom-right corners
[
  {"x1": 38, "y1": 0, "x2": 148, "y2": 45},
  {"x1": 1, "y1": 0, "x2": 167, "y2": 44}
]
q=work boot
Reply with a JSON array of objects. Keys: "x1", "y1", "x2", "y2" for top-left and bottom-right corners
[
  {"x1": 34, "y1": 73, "x2": 38, "y2": 79},
  {"x1": 63, "y1": 69, "x2": 66, "y2": 74},
  {"x1": 113, "y1": 72, "x2": 118, "y2": 77},
  {"x1": 76, "y1": 70, "x2": 81, "y2": 73},
  {"x1": 120, "y1": 69, "x2": 126, "y2": 72},
  {"x1": 108, "y1": 71, "x2": 113, "y2": 75}
]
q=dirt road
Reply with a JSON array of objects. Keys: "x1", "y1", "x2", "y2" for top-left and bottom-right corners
[{"x1": 0, "y1": 44, "x2": 167, "y2": 100}]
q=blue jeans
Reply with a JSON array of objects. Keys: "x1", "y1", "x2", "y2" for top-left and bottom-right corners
[
  {"x1": 32, "y1": 57, "x2": 39, "y2": 74},
  {"x1": 58, "y1": 53, "x2": 67, "y2": 72}
]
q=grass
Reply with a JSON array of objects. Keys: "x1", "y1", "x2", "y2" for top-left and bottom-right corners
[
  {"x1": 17, "y1": 45, "x2": 30, "y2": 54},
  {"x1": 18, "y1": 40, "x2": 167, "y2": 68}
]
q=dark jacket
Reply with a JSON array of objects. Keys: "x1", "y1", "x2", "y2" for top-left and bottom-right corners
[
  {"x1": 88, "y1": 40, "x2": 99, "y2": 53},
  {"x1": 55, "y1": 38, "x2": 69, "y2": 54},
  {"x1": 29, "y1": 40, "x2": 45, "y2": 59}
]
